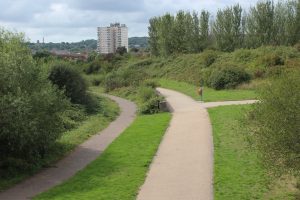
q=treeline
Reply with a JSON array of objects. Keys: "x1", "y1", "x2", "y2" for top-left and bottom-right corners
[
  {"x1": 148, "y1": 0, "x2": 300, "y2": 56},
  {"x1": 28, "y1": 37, "x2": 149, "y2": 53},
  {"x1": 28, "y1": 39, "x2": 97, "y2": 53}
]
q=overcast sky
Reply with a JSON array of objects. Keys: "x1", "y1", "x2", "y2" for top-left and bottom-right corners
[{"x1": 0, "y1": 0, "x2": 261, "y2": 43}]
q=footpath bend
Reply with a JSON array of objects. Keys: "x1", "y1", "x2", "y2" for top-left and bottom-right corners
[
  {"x1": 137, "y1": 88, "x2": 214, "y2": 200},
  {"x1": 0, "y1": 94, "x2": 136, "y2": 200},
  {"x1": 138, "y1": 88, "x2": 257, "y2": 200}
]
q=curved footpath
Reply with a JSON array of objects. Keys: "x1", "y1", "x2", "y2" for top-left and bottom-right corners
[
  {"x1": 137, "y1": 88, "x2": 258, "y2": 200},
  {"x1": 0, "y1": 94, "x2": 136, "y2": 200},
  {"x1": 137, "y1": 88, "x2": 214, "y2": 200}
]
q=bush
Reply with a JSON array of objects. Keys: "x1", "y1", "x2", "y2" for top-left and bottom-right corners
[
  {"x1": 260, "y1": 53, "x2": 285, "y2": 67},
  {"x1": 116, "y1": 46, "x2": 127, "y2": 55},
  {"x1": 142, "y1": 80, "x2": 160, "y2": 88},
  {"x1": 85, "y1": 60, "x2": 101, "y2": 74},
  {"x1": 83, "y1": 92, "x2": 101, "y2": 114},
  {"x1": 33, "y1": 51, "x2": 52, "y2": 60},
  {"x1": 202, "y1": 50, "x2": 217, "y2": 67},
  {"x1": 294, "y1": 42, "x2": 300, "y2": 51},
  {"x1": 104, "y1": 67, "x2": 148, "y2": 92},
  {"x1": 132, "y1": 59, "x2": 153, "y2": 68},
  {"x1": 104, "y1": 72, "x2": 124, "y2": 92},
  {"x1": 208, "y1": 67, "x2": 251, "y2": 90},
  {"x1": 49, "y1": 64, "x2": 100, "y2": 113},
  {"x1": 248, "y1": 71, "x2": 300, "y2": 173},
  {"x1": 138, "y1": 86, "x2": 156, "y2": 102},
  {"x1": 92, "y1": 79, "x2": 101, "y2": 86},
  {"x1": 61, "y1": 105, "x2": 86, "y2": 130},
  {"x1": 234, "y1": 49, "x2": 255, "y2": 62},
  {"x1": 253, "y1": 69, "x2": 265, "y2": 78},
  {"x1": 0, "y1": 29, "x2": 69, "y2": 166},
  {"x1": 139, "y1": 96, "x2": 162, "y2": 114},
  {"x1": 49, "y1": 64, "x2": 88, "y2": 105}
]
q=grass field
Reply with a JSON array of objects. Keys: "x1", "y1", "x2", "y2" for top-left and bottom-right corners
[
  {"x1": 34, "y1": 113, "x2": 171, "y2": 200},
  {"x1": 0, "y1": 89, "x2": 119, "y2": 192},
  {"x1": 208, "y1": 105, "x2": 297, "y2": 200},
  {"x1": 158, "y1": 79, "x2": 257, "y2": 102}
]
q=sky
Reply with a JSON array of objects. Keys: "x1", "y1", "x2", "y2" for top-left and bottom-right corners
[{"x1": 0, "y1": 0, "x2": 261, "y2": 43}]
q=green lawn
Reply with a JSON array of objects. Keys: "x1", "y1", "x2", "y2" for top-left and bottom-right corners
[
  {"x1": 208, "y1": 105, "x2": 296, "y2": 200},
  {"x1": 158, "y1": 79, "x2": 257, "y2": 102},
  {"x1": 0, "y1": 89, "x2": 119, "y2": 192},
  {"x1": 34, "y1": 113, "x2": 171, "y2": 200}
]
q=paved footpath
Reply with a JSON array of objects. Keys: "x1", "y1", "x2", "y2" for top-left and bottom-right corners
[
  {"x1": 201, "y1": 100, "x2": 258, "y2": 108},
  {"x1": 137, "y1": 88, "x2": 258, "y2": 200},
  {"x1": 0, "y1": 94, "x2": 136, "y2": 200},
  {"x1": 137, "y1": 88, "x2": 214, "y2": 200}
]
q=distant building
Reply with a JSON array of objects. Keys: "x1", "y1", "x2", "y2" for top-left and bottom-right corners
[{"x1": 97, "y1": 23, "x2": 128, "y2": 54}]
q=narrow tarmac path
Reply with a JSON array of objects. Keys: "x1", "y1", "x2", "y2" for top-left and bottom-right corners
[
  {"x1": 0, "y1": 94, "x2": 136, "y2": 200},
  {"x1": 137, "y1": 88, "x2": 258, "y2": 200},
  {"x1": 201, "y1": 100, "x2": 258, "y2": 108},
  {"x1": 137, "y1": 88, "x2": 214, "y2": 200}
]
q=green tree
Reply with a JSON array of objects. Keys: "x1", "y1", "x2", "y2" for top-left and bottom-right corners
[
  {"x1": 245, "y1": 0, "x2": 275, "y2": 47},
  {"x1": 232, "y1": 4, "x2": 243, "y2": 48},
  {"x1": 293, "y1": 0, "x2": 300, "y2": 43},
  {"x1": 173, "y1": 11, "x2": 186, "y2": 53},
  {"x1": 148, "y1": 17, "x2": 160, "y2": 56},
  {"x1": 273, "y1": 1, "x2": 298, "y2": 45},
  {"x1": 213, "y1": 7, "x2": 235, "y2": 51},
  {"x1": 213, "y1": 5, "x2": 243, "y2": 51},
  {"x1": 191, "y1": 11, "x2": 201, "y2": 52},
  {"x1": 199, "y1": 10, "x2": 210, "y2": 50},
  {"x1": 184, "y1": 12, "x2": 195, "y2": 53},
  {"x1": 157, "y1": 14, "x2": 174, "y2": 56},
  {"x1": 0, "y1": 29, "x2": 69, "y2": 165}
]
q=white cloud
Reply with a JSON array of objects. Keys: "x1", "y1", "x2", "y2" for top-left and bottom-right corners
[{"x1": 0, "y1": 0, "x2": 262, "y2": 42}]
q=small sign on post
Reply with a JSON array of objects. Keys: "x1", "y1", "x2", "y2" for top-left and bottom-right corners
[{"x1": 197, "y1": 80, "x2": 204, "y2": 102}]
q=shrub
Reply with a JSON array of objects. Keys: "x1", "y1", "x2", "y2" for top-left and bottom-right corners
[
  {"x1": 104, "y1": 72, "x2": 124, "y2": 92},
  {"x1": 83, "y1": 92, "x2": 101, "y2": 114},
  {"x1": 85, "y1": 60, "x2": 102, "y2": 74},
  {"x1": 49, "y1": 64, "x2": 100, "y2": 113},
  {"x1": 116, "y1": 46, "x2": 127, "y2": 55},
  {"x1": 248, "y1": 71, "x2": 300, "y2": 173},
  {"x1": 92, "y1": 79, "x2": 101, "y2": 86},
  {"x1": 61, "y1": 105, "x2": 86, "y2": 130},
  {"x1": 104, "y1": 67, "x2": 148, "y2": 92},
  {"x1": 260, "y1": 53, "x2": 285, "y2": 67},
  {"x1": 0, "y1": 29, "x2": 69, "y2": 166},
  {"x1": 139, "y1": 96, "x2": 162, "y2": 114},
  {"x1": 253, "y1": 69, "x2": 265, "y2": 78},
  {"x1": 208, "y1": 67, "x2": 251, "y2": 90},
  {"x1": 49, "y1": 64, "x2": 88, "y2": 105},
  {"x1": 234, "y1": 49, "x2": 255, "y2": 62},
  {"x1": 142, "y1": 80, "x2": 160, "y2": 88},
  {"x1": 294, "y1": 42, "x2": 300, "y2": 51},
  {"x1": 202, "y1": 50, "x2": 217, "y2": 67},
  {"x1": 138, "y1": 86, "x2": 156, "y2": 102},
  {"x1": 33, "y1": 51, "x2": 52, "y2": 60},
  {"x1": 132, "y1": 59, "x2": 153, "y2": 68}
]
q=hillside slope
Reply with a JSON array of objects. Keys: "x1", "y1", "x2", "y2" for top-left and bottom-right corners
[{"x1": 112, "y1": 46, "x2": 299, "y2": 87}]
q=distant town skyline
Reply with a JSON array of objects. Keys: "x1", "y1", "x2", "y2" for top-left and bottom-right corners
[{"x1": 0, "y1": 0, "x2": 270, "y2": 43}]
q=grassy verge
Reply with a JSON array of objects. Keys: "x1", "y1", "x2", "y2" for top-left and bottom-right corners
[
  {"x1": 208, "y1": 105, "x2": 297, "y2": 199},
  {"x1": 34, "y1": 113, "x2": 171, "y2": 200},
  {"x1": 0, "y1": 89, "x2": 119, "y2": 191},
  {"x1": 158, "y1": 79, "x2": 257, "y2": 102}
]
